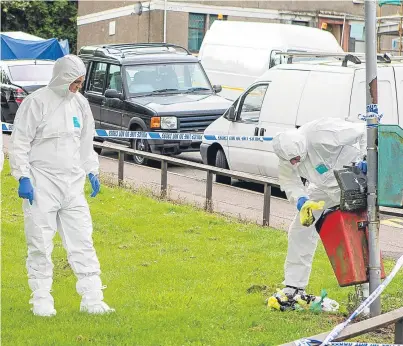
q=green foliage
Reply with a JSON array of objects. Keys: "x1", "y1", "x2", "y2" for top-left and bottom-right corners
[{"x1": 1, "y1": 0, "x2": 78, "y2": 53}]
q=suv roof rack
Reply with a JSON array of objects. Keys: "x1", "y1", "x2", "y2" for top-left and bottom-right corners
[
  {"x1": 78, "y1": 43, "x2": 190, "y2": 60},
  {"x1": 276, "y1": 51, "x2": 403, "y2": 66}
]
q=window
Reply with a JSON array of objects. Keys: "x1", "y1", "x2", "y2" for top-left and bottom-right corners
[
  {"x1": 237, "y1": 84, "x2": 269, "y2": 123},
  {"x1": 107, "y1": 65, "x2": 123, "y2": 93},
  {"x1": 124, "y1": 63, "x2": 212, "y2": 95},
  {"x1": 188, "y1": 13, "x2": 227, "y2": 52},
  {"x1": 350, "y1": 23, "x2": 365, "y2": 41},
  {"x1": 292, "y1": 21, "x2": 309, "y2": 27},
  {"x1": 88, "y1": 62, "x2": 107, "y2": 93},
  {"x1": 209, "y1": 14, "x2": 227, "y2": 28},
  {"x1": 188, "y1": 13, "x2": 206, "y2": 53}
]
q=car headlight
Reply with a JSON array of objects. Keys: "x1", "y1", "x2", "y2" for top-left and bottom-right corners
[{"x1": 161, "y1": 116, "x2": 177, "y2": 130}]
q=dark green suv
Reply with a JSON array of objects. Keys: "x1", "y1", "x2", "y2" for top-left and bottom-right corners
[{"x1": 79, "y1": 43, "x2": 231, "y2": 165}]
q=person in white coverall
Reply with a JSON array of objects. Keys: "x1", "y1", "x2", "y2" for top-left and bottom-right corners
[
  {"x1": 9, "y1": 55, "x2": 115, "y2": 317},
  {"x1": 272, "y1": 118, "x2": 368, "y2": 297},
  {"x1": 0, "y1": 132, "x2": 3, "y2": 172}
]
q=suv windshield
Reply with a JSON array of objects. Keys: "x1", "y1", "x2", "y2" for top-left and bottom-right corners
[
  {"x1": 8, "y1": 64, "x2": 54, "y2": 83},
  {"x1": 125, "y1": 62, "x2": 212, "y2": 96}
]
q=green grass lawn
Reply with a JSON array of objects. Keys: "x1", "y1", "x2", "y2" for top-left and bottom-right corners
[{"x1": 1, "y1": 160, "x2": 402, "y2": 346}]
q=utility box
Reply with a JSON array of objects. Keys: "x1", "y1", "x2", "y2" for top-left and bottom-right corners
[{"x1": 378, "y1": 125, "x2": 403, "y2": 208}]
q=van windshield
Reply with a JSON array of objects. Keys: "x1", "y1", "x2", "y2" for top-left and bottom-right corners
[{"x1": 124, "y1": 63, "x2": 212, "y2": 96}]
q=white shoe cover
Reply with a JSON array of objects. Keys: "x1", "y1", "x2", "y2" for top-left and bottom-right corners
[
  {"x1": 80, "y1": 300, "x2": 115, "y2": 314},
  {"x1": 30, "y1": 291, "x2": 56, "y2": 317}
]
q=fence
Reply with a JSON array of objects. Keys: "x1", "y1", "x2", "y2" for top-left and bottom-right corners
[
  {"x1": 96, "y1": 140, "x2": 403, "y2": 346},
  {"x1": 281, "y1": 307, "x2": 403, "y2": 345},
  {"x1": 94, "y1": 141, "x2": 279, "y2": 226}
]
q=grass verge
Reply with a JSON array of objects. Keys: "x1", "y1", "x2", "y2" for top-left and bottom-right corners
[{"x1": 1, "y1": 160, "x2": 402, "y2": 345}]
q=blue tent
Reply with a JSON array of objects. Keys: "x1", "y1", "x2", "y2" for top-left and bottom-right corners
[
  {"x1": 58, "y1": 39, "x2": 70, "y2": 55},
  {"x1": 1, "y1": 34, "x2": 66, "y2": 60}
]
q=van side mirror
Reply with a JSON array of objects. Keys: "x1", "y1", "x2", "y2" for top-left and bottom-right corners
[
  {"x1": 105, "y1": 89, "x2": 123, "y2": 99},
  {"x1": 227, "y1": 105, "x2": 237, "y2": 121},
  {"x1": 213, "y1": 85, "x2": 222, "y2": 93}
]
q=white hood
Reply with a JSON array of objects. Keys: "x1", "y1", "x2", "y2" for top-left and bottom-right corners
[
  {"x1": 48, "y1": 55, "x2": 86, "y2": 97},
  {"x1": 272, "y1": 129, "x2": 308, "y2": 162}
]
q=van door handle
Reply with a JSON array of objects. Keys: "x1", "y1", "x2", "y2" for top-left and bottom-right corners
[
  {"x1": 254, "y1": 127, "x2": 259, "y2": 136},
  {"x1": 259, "y1": 128, "x2": 266, "y2": 136}
]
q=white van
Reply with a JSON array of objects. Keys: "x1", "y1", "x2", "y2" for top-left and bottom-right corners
[
  {"x1": 198, "y1": 21, "x2": 344, "y2": 101},
  {"x1": 200, "y1": 59, "x2": 403, "y2": 183}
]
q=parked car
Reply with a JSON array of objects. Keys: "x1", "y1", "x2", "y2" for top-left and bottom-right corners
[
  {"x1": 78, "y1": 43, "x2": 232, "y2": 165},
  {"x1": 0, "y1": 60, "x2": 55, "y2": 123},
  {"x1": 198, "y1": 21, "x2": 343, "y2": 101},
  {"x1": 201, "y1": 56, "x2": 403, "y2": 184}
]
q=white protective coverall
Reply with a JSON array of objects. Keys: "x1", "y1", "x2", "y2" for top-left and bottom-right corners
[
  {"x1": 272, "y1": 118, "x2": 367, "y2": 289},
  {"x1": 0, "y1": 131, "x2": 4, "y2": 172},
  {"x1": 9, "y1": 55, "x2": 114, "y2": 316}
]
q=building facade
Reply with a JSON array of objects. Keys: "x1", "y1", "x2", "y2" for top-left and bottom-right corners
[{"x1": 77, "y1": 0, "x2": 400, "y2": 53}]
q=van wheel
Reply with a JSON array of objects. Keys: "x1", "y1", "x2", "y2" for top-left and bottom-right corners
[
  {"x1": 94, "y1": 146, "x2": 102, "y2": 155},
  {"x1": 132, "y1": 137, "x2": 149, "y2": 165},
  {"x1": 215, "y1": 149, "x2": 231, "y2": 185}
]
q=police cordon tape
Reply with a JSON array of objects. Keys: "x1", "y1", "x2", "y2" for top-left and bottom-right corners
[
  {"x1": 2, "y1": 120, "x2": 401, "y2": 344},
  {"x1": 295, "y1": 254, "x2": 403, "y2": 346},
  {"x1": 1, "y1": 123, "x2": 273, "y2": 142},
  {"x1": 297, "y1": 342, "x2": 401, "y2": 346}
]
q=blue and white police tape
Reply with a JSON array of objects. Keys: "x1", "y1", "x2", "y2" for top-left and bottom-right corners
[
  {"x1": 296, "y1": 341, "x2": 400, "y2": 346},
  {"x1": 317, "y1": 254, "x2": 403, "y2": 346},
  {"x1": 2, "y1": 123, "x2": 274, "y2": 142},
  {"x1": 359, "y1": 104, "x2": 383, "y2": 128},
  {"x1": 95, "y1": 129, "x2": 273, "y2": 142}
]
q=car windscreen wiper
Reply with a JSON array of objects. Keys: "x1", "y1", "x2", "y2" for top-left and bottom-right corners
[
  {"x1": 183, "y1": 87, "x2": 211, "y2": 93},
  {"x1": 152, "y1": 88, "x2": 180, "y2": 93}
]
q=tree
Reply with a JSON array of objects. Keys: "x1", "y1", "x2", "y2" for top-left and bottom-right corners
[{"x1": 1, "y1": 0, "x2": 78, "y2": 54}]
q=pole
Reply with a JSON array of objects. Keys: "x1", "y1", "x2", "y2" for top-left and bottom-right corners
[
  {"x1": 364, "y1": 0, "x2": 381, "y2": 317},
  {"x1": 163, "y1": 0, "x2": 167, "y2": 43},
  {"x1": 399, "y1": 2, "x2": 402, "y2": 55},
  {"x1": 341, "y1": 13, "x2": 346, "y2": 50}
]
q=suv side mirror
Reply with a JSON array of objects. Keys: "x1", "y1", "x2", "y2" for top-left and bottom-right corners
[
  {"x1": 213, "y1": 85, "x2": 222, "y2": 93},
  {"x1": 105, "y1": 89, "x2": 123, "y2": 99},
  {"x1": 227, "y1": 105, "x2": 237, "y2": 122}
]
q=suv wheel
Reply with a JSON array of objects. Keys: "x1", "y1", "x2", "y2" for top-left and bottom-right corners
[
  {"x1": 132, "y1": 138, "x2": 149, "y2": 165},
  {"x1": 94, "y1": 142, "x2": 103, "y2": 155},
  {"x1": 215, "y1": 149, "x2": 231, "y2": 185}
]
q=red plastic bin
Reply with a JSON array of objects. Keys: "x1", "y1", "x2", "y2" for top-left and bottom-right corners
[{"x1": 316, "y1": 210, "x2": 386, "y2": 287}]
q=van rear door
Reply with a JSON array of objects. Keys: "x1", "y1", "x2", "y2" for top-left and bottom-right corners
[{"x1": 349, "y1": 66, "x2": 398, "y2": 124}]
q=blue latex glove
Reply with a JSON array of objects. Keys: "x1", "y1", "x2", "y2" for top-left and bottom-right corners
[
  {"x1": 88, "y1": 173, "x2": 100, "y2": 197},
  {"x1": 357, "y1": 160, "x2": 367, "y2": 175},
  {"x1": 296, "y1": 196, "x2": 309, "y2": 211},
  {"x1": 18, "y1": 177, "x2": 34, "y2": 205}
]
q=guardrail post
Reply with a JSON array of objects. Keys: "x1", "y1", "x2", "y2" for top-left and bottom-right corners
[
  {"x1": 205, "y1": 170, "x2": 213, "y2": 212},
  {"x1": 118, "y1": 150, "x2": 124, "y2": 186},
  {"x1": 395, "y1": 319, "x2": 403, "y2": 344},
  {"x1": 161, "y1": 160, "x2": 168, "y2": 199},
  {"x1": 263, "y1": 183, "x2": 271, "y2": 226}
]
